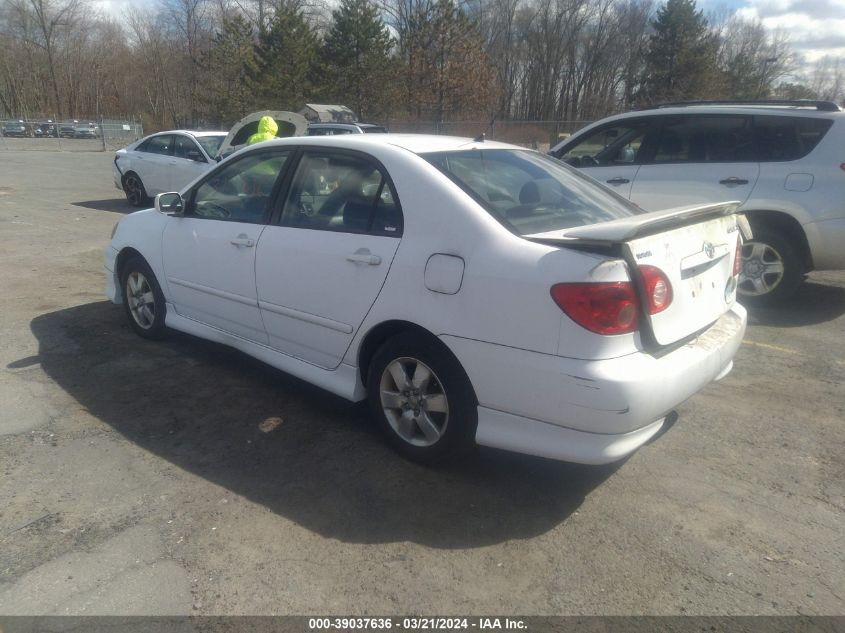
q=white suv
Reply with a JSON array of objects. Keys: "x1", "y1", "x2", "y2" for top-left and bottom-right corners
[{"x1": 550, "y1": 100, "x2": 845, "y2": 303}]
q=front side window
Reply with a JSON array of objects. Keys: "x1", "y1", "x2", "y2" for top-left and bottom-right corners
[
  {"x1": 423, "y1": 149, "x2": 638, "y2": 236},
  {"x1": 138, "y1": 134, "x2": 174, "y2": 155},
  {"x1": 754, "y1": 115, "x2": 833, "y2": 161},
  {"x1": 189, "y1": 150, "x2": 291, "y2": 223},
  {"x1": 173, "y1": 135, "x2": 204, "y2": 161},
  {"x1": 559, "y1": 123, "x2": 649, "y2": 167},
  {"x1": 652, "y1": 116, "x2": 754, "y2": 163},
  {"x1": 280, "y1": 152, "x2": 402, "y2": 236}
]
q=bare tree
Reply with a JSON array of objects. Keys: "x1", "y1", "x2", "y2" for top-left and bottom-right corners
[
  {"x1": 2, "y1": 0, "x2": 83, "y2": 118},
  {"x1": 807, "y1": 55, "x2": 845, "y2": 102}
]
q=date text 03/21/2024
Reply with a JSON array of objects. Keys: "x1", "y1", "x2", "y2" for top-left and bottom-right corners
[{"x1": 307, "y1": 617, "x2": 527, "y2": 630}]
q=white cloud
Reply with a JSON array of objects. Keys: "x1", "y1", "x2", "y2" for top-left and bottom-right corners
[
  {"x1": 735, "y1": 0, "x2": 845, "y2": 62},
  {"x1": 91, "y1": 0, "x2": 154, "y2": 21}
]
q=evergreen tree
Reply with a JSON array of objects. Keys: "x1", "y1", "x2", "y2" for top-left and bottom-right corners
[
  {"x1": 201, "y1": 15, "x2": 257, "y2": 126},
  {"x1": 640, "y1": 0, "x2": 719, "y2": 103},
  {"x1": 320, "y1": 0, "x2": 395, "y2": 120},
  {"x1": 250, "y1": 5, "x2": 318, "y2": 110},
  {"x1": 400, "y1": 0, "x2": 497, "y2": 125}
]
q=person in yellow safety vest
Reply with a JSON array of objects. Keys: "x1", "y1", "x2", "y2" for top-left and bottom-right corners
[{"x1": 247, "y1": 116, "x2": 278, "y2": 145}]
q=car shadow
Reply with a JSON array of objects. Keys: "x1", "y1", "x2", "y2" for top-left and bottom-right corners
[
  {"x1": 22, "y1": 302, "x2": 619, "y2": 548},
  {"x1": 72, "y1": 198, "x2": 136, "y2": 214},
  {"x1": 743, "y1": 281, "x2": 845, "y2": 328}
]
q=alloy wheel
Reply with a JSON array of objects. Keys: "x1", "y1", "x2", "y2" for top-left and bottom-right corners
[
  {"x1": 125, "y1": 271, "x2": 156, "y2": 329},
  {"x1": 379, "y1": 357, "x2": 449, "y2": 447},
  {"x1": 125, "y1": 176, "x2": 143, "y2": 206},
  {"x1": 739, "y1": 240, "x2": 785, "y2": 297}
]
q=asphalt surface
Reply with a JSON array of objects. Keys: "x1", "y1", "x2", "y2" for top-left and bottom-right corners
[{"x1": 0, "y1": 150, "x2": 843, "y2": 616}]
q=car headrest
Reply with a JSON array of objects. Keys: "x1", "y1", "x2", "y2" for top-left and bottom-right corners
[
  {"x1": 519, "y1": 181, "x2": 540, "y2": 204},
  {"x1": 343, "y1": 197, "x2": 373, "y2": 232}
]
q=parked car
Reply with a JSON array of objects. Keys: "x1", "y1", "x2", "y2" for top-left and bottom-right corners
[
  {"x1": 2, "y1": 120, "x2": 30, "y2": 137},
  {"x1": 307, "y1": 122, "x2": 388, "y2": 135},
  {"x1": 105, "y1": 134, "x2": 747, "y2": 464},
  {"x1": 550, "y1": 100, "x2": 845, "y2": 304},
  {"x1": 115, "y1": 111, "x2": 308, "y2": 206},
  {"x1": 59, "y1": 122, "x2": 77, "y2": 138},
  {"x1": 74, "y1": 123, "x2": 100, "y2": 138},
  {"x1": 113, "y1": 130, "x2": 228, "y2": 206},
  {"x1": 37, "y1": 123, "x2": 58, "y2": 138}
]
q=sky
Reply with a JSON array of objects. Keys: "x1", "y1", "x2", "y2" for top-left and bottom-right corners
[
  {"x1": 701, "y1": 0, "x2": 845, "y2": 63},
  {"x1": 94, "y1": 0, "x2": 845, "y2": 66}
]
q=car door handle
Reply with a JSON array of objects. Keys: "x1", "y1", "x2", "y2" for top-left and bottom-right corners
[
  {"x1": 719, "y1": 177, "x2": 749, "y2": 186},
  {"x1": 230, "y1": 235, "x2": 255, "y2": 248},
  {"x1": 346, "y1": 248, "x2": 381, "y2": 266},
  {"x1": 606, "y1": 177, "x2": 630, "y2": 185}
]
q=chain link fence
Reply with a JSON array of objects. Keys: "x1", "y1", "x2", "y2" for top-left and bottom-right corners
[
  {"x1": 0, "y1": 115, "x2": 144, "y2": 151},
  {"x1": 388, "y1": 120, "x2": 593, "y2": 151},
  {"x1": 2, "y1": 115, "x2": 587, "y2": 152}
]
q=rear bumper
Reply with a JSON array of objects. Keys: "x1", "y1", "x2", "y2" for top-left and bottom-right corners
[
  {"x1": 803, "y1": 217, "x2": 845, "y2": 271},
  {"x1": 443, "y1": 303, "x2": 746, "y2": 464},
  {"x1": 475, "y1": 409, "x2": 668, "y2": 465}
]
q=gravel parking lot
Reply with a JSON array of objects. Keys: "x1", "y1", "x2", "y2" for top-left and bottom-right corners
[{"x1": 0, "y1": 150, "x2": 843, "y2": 616}]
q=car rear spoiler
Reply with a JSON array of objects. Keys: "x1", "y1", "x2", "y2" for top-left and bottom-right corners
[{"x1": 525, "y1": 202, "x2": 752, "y2": 246}]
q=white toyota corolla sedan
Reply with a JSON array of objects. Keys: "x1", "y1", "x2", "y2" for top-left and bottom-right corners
[{"x1": 104, "y1": 134, "x2": 747, "y2": 464}]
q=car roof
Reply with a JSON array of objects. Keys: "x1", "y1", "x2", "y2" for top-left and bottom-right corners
[
  {"x1": 147, "y1": 130, "x2": 227, "y2": 137},
  {"x1": 596, "y1": 105, "x2": 844, "y2": 122},
  {"x1": 250, "y1": 133, "x2": 518, "y2": 154},
  {"x1": 307, "y1": 122, "x2": 386, "y2": 129}
]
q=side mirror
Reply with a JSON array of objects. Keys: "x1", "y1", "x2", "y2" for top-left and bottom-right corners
[
  {"x1": 155, "y1": 192, "x2": 184, "y2": 216},
  {"x1": 187, "y1": 150, "x2": 205, "y2": 162}
]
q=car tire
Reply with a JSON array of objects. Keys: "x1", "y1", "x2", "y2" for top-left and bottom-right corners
[
  {"x1": 123, "y1": 173, "x2": 149, "y2": 207},
  {"x1": 367, "y1": 332, "x2": 477, "y2": 464},
  {"x1": 120, "y1": 256, "x2": 168, "y2": 340},
  {"x1": 737, "y1": 227, "x2": 804, "y2": 306}
]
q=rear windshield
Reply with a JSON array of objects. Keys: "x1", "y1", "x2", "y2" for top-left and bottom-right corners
[
  {"x1": 422, "y1": 149, "x2": 639, "y2": 235},
  {"x1": 196, "y1": 135, "x2": 225, "y2": 158}
]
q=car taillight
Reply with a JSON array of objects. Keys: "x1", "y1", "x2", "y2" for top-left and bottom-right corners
[
  {"x1": 551, "y1": 282, "x2": 639, "y2": 335},
  {"x1": 639, "y1": 265, "x2": 673, "y2": 315},
  {"x1": 732, "y1": 235, "x2": 742, "y2": 277}
]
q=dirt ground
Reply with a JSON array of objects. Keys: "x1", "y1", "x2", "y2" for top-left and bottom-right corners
[{"x1": 0, "y1": 150, "x2": 842, "y2": 616}]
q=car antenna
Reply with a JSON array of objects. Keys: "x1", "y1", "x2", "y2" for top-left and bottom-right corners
[{"x1": 473, "y1": 113, "x2": 498, "y2": 143}]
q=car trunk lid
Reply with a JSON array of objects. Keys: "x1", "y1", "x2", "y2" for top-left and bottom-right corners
[
  {"x1": 218, "y1": 110, "x2": 308, "y2": 157},
  {"x1": 527, "y1": 201, "x2": 748, "y2": 347}
]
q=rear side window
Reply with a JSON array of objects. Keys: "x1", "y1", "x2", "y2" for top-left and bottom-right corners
[
  {"x1": 138, "y1": 135, "x2": 173, "y2": 155},
  {"x1": 753, "y1": 116, "x2": 834, "y2": 161},
  {"x1": 281, "y1": 152, "x2": 402, "y2": 236},
  {"x1": 423, "y1": 149, "x2": 638, "y2": 236},
  {"x1": 652, "y1": 116, "x2": 754, "y2": 163}
]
